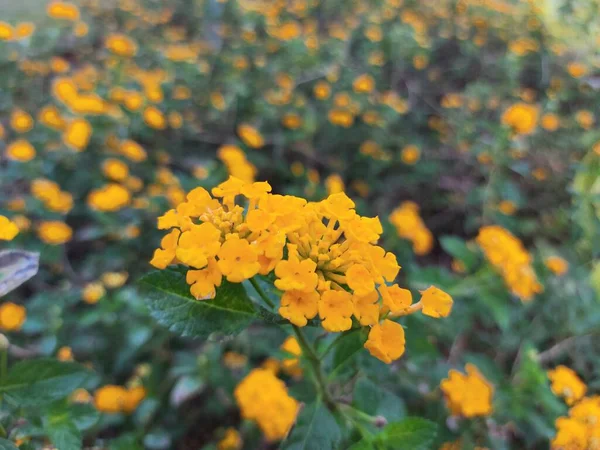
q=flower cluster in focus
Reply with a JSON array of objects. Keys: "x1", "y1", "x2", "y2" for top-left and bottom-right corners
[{"x1": 151, "y1": 177, "x2": 453, "y2": 363}]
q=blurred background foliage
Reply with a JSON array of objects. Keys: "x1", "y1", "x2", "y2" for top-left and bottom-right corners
[{"x1": 1, "y1": 0, "x2": 600, "y2": 448}]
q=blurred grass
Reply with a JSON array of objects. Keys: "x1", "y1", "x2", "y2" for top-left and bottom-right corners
[{"x1": 0, "y1": 0, "x2": 49, "y2": 21}]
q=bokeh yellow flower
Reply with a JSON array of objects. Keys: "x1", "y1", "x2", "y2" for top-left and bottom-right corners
[
  {"x1": 0, "y1": 302, "x2": 26, "y2": 331},
  {"x1": 441, "y1": 364, "x2": 494, "y2": 418}
]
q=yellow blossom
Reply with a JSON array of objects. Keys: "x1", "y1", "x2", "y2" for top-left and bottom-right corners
[
  {"x1": 279, "y1": 290, "x2": 319, "y2": 327},
  {"x1": 237, "y1": 124, "x2": 264, "y2": 149},
  {"x1": 353, "y1": 74, "x2": 375, "y2": 93},
  {"x1": 119, "y1": 140, "x2": 147, "y2": 162},
  {"x1": 545, "y1": 256, "x2": 568, "y2": 276},
  {"x1": 0, "y1": 216, "x2": 20, "y2": 241},
  {"x1": 218, "y1": 428, "x2": 242, "y2": 450},
  {"x1": 441, "y1": 364, "x2": 494, "y2": 418},
  {"x1": 101, "y1": 271, "x2": 128, "y2": 288},
  {"x1": 541, "y1": 113, "x2": 560, "y2": 131},
  {"x1": 6, "y1": 139, "x2": 36, "y2": 162},
  {"x1": 234, "y1": 369, "x2": 298, "y2": 441},
  {"x1": 63, "y1": 118, "x2": 92, "y2": 151},
  {"x1": 37, "y1": 221, "x2": 73, "y2": 245},
  {"x1": 57, "y1": 346, "x2": 74, "y2": 361},
  {"x1": 82, "y1": 282, "x2": 106, "y2": 304},
  {"x1": 88, "y1": 184, "x2": 131, "y2": 212},
  {"x1": 401, "y1": 145, "x2": 421, "y2": 165},
  {"x1": 217, "y1": 235, "x2": 260, "y2": 282},
  {"x1": 389, "y1": 201, "x2": 433, "y2": 255},
  {"x1": 102, "y1": 159, "x2": 130, "y2": 181},
  {"x1": 364, "y1": 319, "x2": 405, "y2": 364},
  {"x1": 47, "y1": 1, "x2": 80, "y2": 20},
  {"x1": 105, "y1": 33, "x2": 137, "y2": 57},
  {"x1": 352, "y1": 290, "x2": 380, "y2": 326},
  {"x1": 10, "y1": 109, "x2": 34, "y2": 133},
  {"x1": 501, "y1": 103, "x2": 539, "y2": 135},
  {"x1": 94, "y1": 385, "x2": 145, "y2": 414},
  {"x1": 548, "y1": 366, "x2": 587, "y2": 406},
  {"x1": 143, "y1": 106, "x2": 167, "y2": 130},
  {"x1": 420, "y1": 286, "x2": 453, "y2": 318},
  {"x1": 0, "y1": 302, "x2": 26, "y2": 331},
  {"x1": 476, "y1": 225, "x2": 542, "y2": 301},
  {"x1": 319, "y1": 290, "x2": 353, "y2": 332}
]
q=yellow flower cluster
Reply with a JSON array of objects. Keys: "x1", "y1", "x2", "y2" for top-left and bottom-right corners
[
  {"x1": 87, "y1": 184, "x2": 131, "y2": 212},
  {"x1": 94, "y1": 385, "x2": 146, "y2": 414},
  {"x1": 552, "y1": 396, "x2": 600, "y2": 449},
  {"x1": 501, "y1": 102, "x2": 539, "y2": 135},
  {"x1": 31, "y1": 179, "x2": 73, "y2": 214},
  {"x1": 476, "y1": 225, "x2": 542, "y2": 301},
  {"x1": 217, "y1": 428, "x2": 242, "y2": 450},
  {"x1": 237, "y1": 124, "x2": 264, "y2": 149},
  {"x1": 63, "y1": 118, "x2": 92, "y2": 151},
  {"x1": 10, "y1": 109, "x2": 34, "y2": 133},
  {"x1": 52, "y1": 77, "x2": 107, "y2": 115},
  {"x1": 548, "y1": 365, "x2": 587, "y2": 406},
  {"x1": 545, "y1": 256, "x2": 569, "y2": 276},
  {"x1": 548, "y1": 366, "x2": 600, "y2": 449},
  {"x1": 0, "y1": 216, "x2": 19, "y2": 241},
  {"x1": 105, "y1": 34, "x2": 138, "y2": 58},
  {"x1": 82, "y1": 282, "x2": 107, "y2": 304},
  {"x1": 47, "y1": 2, "x2": 81, "y2": 21},
  {"x1": 440, "y1": 364, "x2": 494, "y2": 418},
  {"x1": 151, "y1": 177, "x2": 453, "y2": 363},
  {"x1": 0, "y1": 21, "x2": 35, "y2": 42},
  {"x1": 6, "y1": 139, "x2": 36, "y2": 162},
  {"x1": 234, "y1": 368, "x2": 298, "y2": 441},
  {"x1": 0, "y1": 302, "x2": 27, "y2": 332},
  {"x1": 217, "y1": 145, "x2": 257, "y2": 183},
  {"x1": 389, "y1": 201, "x2": 433, "y2": 255},
  {"x1": 37, "y1": 220, "x2": 73, "y2": 245}
]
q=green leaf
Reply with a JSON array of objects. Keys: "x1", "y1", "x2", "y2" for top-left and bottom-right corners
[
  {"x1": 140, "y1": 269, "x2": 257, "y2": 339},
  {"x1": 347, "y1": 440, "x2": 376, "y2": 450},
  {"x1": 353, "y1": 378, "x2": 406, "y2": 421},
  {"x1": 330, "y1": 329, "x2": 367, "y2": 377},
  {"x1": 479, "y1": 288, "x2": 511, "y2": 330},
  {"x1": 45, "y1": 416, "x2": 81, "y2": 450},
  {"x1": 0, "y1": 439, "x2": 19, "y2": 450},
  {"x1": 439, "y1": 236, "x2": 477, "y2": 269},
  {"x1": 282, "y1": 401, "x2": 342, "y2": 450},
  {"x1": 376, "y1": 418, "x2": 437, "y2": 450},
  {"x1": 109, "y1": 434, "x2": 144, "y2": 450},
  {"x1": 70, "y1": 403, "x2": 101, "y2": 431},
  {"x1": 0, "y1": 359, "x2": 91, "y2": 407}
]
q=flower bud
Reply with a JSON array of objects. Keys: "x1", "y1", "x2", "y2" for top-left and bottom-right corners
[{"x1": 0, "y1": 333, "x2": 9, "y2": 351}]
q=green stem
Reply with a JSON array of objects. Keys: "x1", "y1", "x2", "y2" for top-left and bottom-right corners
[
  {"x1": 0, "y1": 347, "x2": 6, "y2": 408},
  {"x1": 292, "y1": 325, "x2": 337, "y2": 412},
  {"x1": 249, "y1": 278, "x2": 275, "y2": 309},
  {"x1": 0, "y1": 348, "x2": 6, "y2": 382},
  {"x1": 339, "y1": 404, "x2": 380, "y2": 425},
  {"x1": 338, "y1": 404, "x2": 375, "y2": 440}
]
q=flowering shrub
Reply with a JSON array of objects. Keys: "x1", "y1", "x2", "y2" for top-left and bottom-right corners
[{"x1": 0, "y1": 0, "x2": 599, "y2": 448}]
